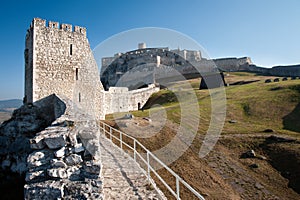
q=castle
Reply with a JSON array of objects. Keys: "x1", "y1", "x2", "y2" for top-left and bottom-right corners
[
  {"x1": 25, "y1": 18, "x2": 299, "y2": 120},
  {"x1": 101, "y1": 43, "x2": 202, "y2": 75},
  {"x1": 24, "y1": 18, "x2": 159, "y2": 119}
]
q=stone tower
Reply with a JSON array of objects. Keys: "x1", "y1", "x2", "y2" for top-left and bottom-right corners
[{"x1": 24, "y1": 18, "x2": 104, "y2": 119}]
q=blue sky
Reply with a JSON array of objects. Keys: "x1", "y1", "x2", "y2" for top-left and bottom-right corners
[{"x1": 0, "y1": 0, "x2": 299, "y2": 100}]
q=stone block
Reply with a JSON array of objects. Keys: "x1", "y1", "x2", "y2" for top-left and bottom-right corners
[
  {"x1": 54, "y1": 147, "x2": 66, "y2": 158},
  {"x1": 47, "y1": 168, "x2": 68, "y2": 179},
  {"x1": 65, "y1": 154, "x2": 83, "y2": 166},
  {"x1": 44, "y1": 135, "x2": 66, "y2": 149},
  {"x1": 51, "y1": 159, "x2": 67, "y2": 168}
]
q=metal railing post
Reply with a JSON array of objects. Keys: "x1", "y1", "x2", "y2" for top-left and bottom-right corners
[
  {"x1": 120, "y1": 131, "x2": 122, "y2": 149},
  {"x1": 176, "y1": 176, "x2": 180, "y2": 200},
  {"x1": 134, "y1": 140, "x2": 136, "y2": 161},
  {"x1": 147, "y1": 151, "x2": 150, "y2": 182},
  {"x1": 109, "y1": 126, "x2": 112, "y2": 141}
]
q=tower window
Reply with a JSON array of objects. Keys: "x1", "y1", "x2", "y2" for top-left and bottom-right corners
[
  {"x1": 70, "y1": 44, "x2": 73, "y2": 55},
  {"x1": 79, "y1": 93, "x2": 81, "y2": 102},
  {"x1": 76, "y1": 68, "x2": 78, "y2": 80}
]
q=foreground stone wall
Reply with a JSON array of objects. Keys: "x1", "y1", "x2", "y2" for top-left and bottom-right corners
[
  {"x1": 0, "y1": 94, "x2": 103, "y2": 199},
  {"x1": 25, "y1": 18, "x2": 104, "y2": 119},
  {"x1": 103, "y1": 84, "x2": 160, "y2": 114}
]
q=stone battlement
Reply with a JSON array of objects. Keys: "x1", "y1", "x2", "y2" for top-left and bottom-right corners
[{"x1": 30, "y1": 18, "x2": 87, "y2": 37}]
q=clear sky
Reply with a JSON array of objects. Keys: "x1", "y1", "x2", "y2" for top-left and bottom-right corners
[{"x1": 0, "y1": 0, "x2": 299, "y2": 100}]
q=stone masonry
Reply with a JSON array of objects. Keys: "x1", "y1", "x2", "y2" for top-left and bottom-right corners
[{"x1": 25, "y1": 18, "x2": 104, "y2": 119}]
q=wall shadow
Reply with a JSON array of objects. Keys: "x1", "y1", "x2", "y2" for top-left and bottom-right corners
[{"x1": 283, "y1": 102, "x2": 300, "y2": 133}]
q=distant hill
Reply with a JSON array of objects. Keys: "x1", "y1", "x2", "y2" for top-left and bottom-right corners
[{"x1": 0, "y1": 99, "x2": 22, "y2": 112}]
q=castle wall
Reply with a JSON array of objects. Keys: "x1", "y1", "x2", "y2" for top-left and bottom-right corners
[
  {"x1": 25, "y1": 18, "x2": 105, "y2": 119},
  {"x1": 213, "y1": 57, "x2": 252, "y2": 71},
  {"x1": 103, "y1": 84, "x2": 159, "y2": 114},
  {"x1": 269, "y1": 65, "x2": 300, "y2": 77}
]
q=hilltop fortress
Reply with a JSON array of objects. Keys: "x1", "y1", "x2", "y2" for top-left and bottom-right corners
[{"x1": 25, "y1": 18, "x2": 300, "y2": 120}]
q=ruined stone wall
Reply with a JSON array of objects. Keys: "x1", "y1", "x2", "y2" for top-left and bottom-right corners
[
  {"x1": 269, "y1": 65, "x2": 300, "y2": 77},
  {"x1": 213, "y1": 57, "x2": 253, "y2": 71},
  {"x1": 25, "y1": 18, "x2": 105, "y2": 119},
  {"x1": 103, "y1": 84, "x2": 159, "y2": 114}
]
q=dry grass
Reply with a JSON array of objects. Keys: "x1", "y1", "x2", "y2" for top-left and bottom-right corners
[{"x1": 104, "y1": 72, "x2": 300, "y2": 199}]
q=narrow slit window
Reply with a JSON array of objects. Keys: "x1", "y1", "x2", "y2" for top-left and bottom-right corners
[
  {"x1": 78, "y1": 93, "x2": 81, "y2": 102},
  {"x1": 75, "y1": 68, "x2": 78, "y2": 80},
  {"x1": 70, "y1": 44, "x2": 73, "y2": 55}
]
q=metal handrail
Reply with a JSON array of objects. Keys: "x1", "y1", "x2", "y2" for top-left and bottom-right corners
[{"x1": 99, "y1": 121, "x2": 205, "y2": 200}]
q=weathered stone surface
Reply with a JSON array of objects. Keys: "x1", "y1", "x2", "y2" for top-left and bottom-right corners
[
  {"x1": 47, "y1": 168, "x2": 68, "y2": 179},
  {"x1": 66, "y1": 166, "x2": 81, "y2": 178},
  {"x1": 79, "y1": 130, "x2": 98, "y2": 140},
  {"x1": 65, "y1": 154, "x2": 83, "y2": 166},
  {"x1": 84, "y1": 160, "x2": 101, "y2": 176},
  {"x1": 51, "y1": 159, "x2": 67, "y2": 168},
  {"x1": 44, "y1": 136, "x2": 66, "y2": 149},
  {"x1": 24, "y1": 181, "x2": 65, "y2": 199},
  {"x1": 25, "y1": 170, "x2": 45, "y2": 182},
  {"x1": 30, "y1": 137, "x2": 45, "y2": 150},
  {"x1": 27, "y1": 151, "x2": 46, "y2": 168},
  {"x1": 68, "y1": 130, "x2": 78, "y2": 146},
  {"x1": 54, "y1": 147, "x2": 66, "y2": 158},
  {"x1": 73, "y1": 143, "x2": 84, "y2": 153},
  {"x1": 85, "y1": 139, "x2": 101, "y2": 159}
]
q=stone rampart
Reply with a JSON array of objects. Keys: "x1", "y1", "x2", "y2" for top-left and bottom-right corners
[{"x1": 103, "y1": 84, "x2": 160, "y2": 114}]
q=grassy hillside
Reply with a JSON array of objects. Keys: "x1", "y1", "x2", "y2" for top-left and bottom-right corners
[
  {"x1": 104, "y1": 72, "x2": 300, "y2": 199},
  {"x1": 118, "y1": 73, "x2": 300, "y2": 136}
]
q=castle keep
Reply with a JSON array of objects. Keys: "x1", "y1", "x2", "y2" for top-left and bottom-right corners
[{"x1": 25, "y1": 18, "x2": 105, "y2": 119}]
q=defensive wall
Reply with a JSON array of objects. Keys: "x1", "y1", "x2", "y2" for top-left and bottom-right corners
[{"x1": 103, "y1": 84, "x2": 160, "y2": 114}]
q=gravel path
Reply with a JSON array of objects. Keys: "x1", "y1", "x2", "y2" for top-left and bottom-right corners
[{"x1": 99, "y1": 134, "x2": 165, "y2": 200}]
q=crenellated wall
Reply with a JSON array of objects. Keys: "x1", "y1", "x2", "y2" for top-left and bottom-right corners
[{"x1": 25, "y1": 18, "x2": 105, "y2": 119}]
